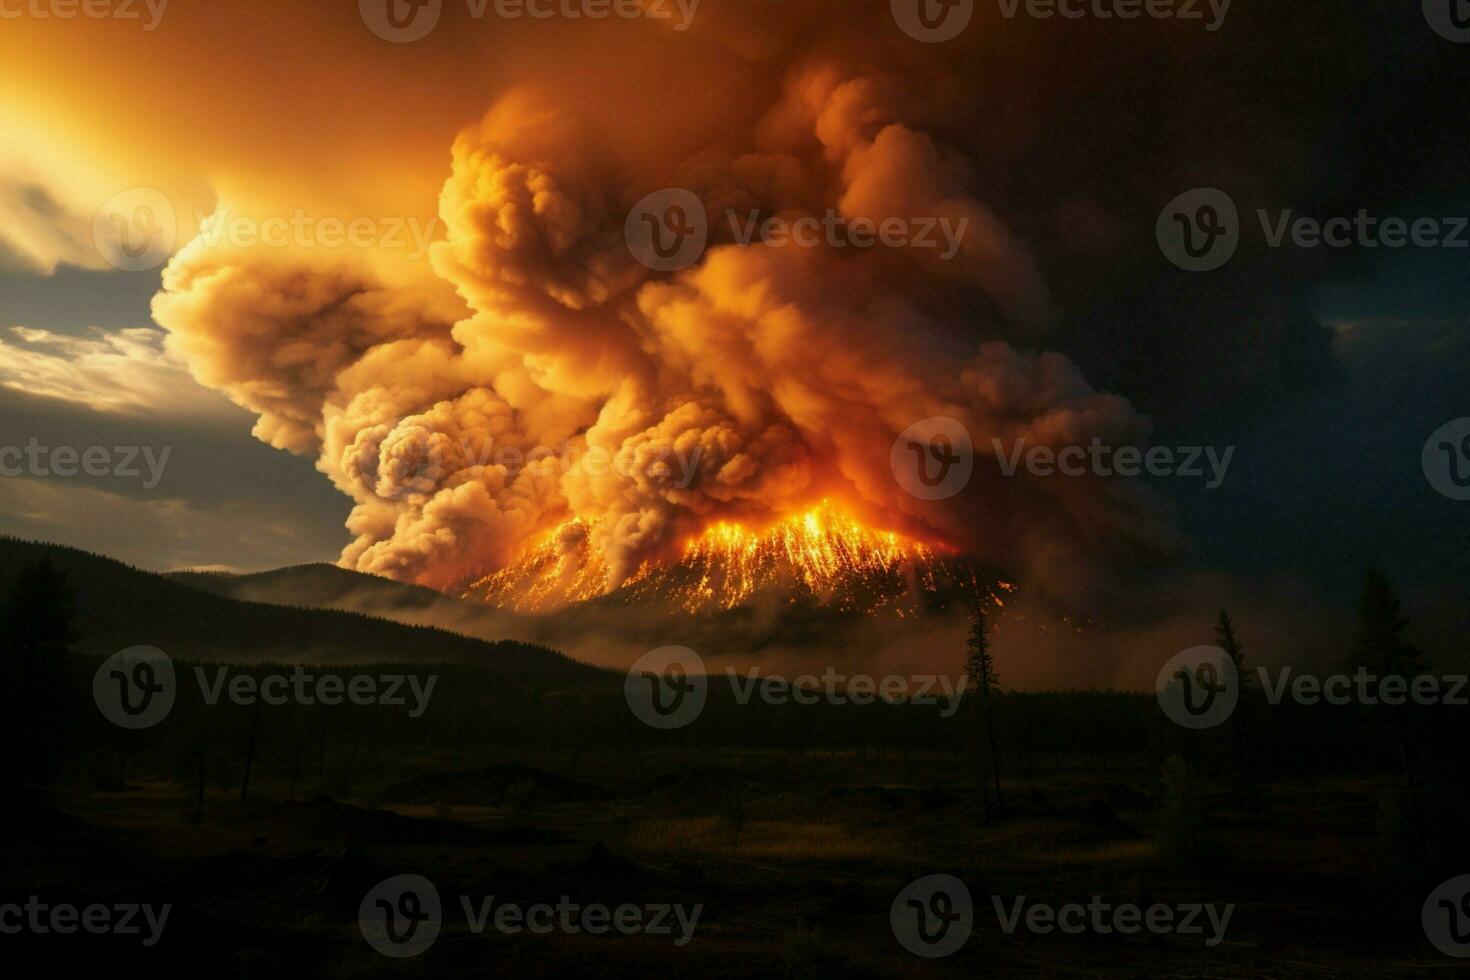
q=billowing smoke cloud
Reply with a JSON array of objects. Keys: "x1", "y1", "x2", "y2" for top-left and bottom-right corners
[{"x1": 151, "y1": 47, "x2": 1186, "y2": 604}]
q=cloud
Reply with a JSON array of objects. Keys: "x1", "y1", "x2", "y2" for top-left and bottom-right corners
[
  {"x1": 0, "y1": 170, "x2": 105, "y2": 275},
  {"x1": 0, "y1": 324, "x2": 237, "y2": 418},
  {"x1": 151, "y1": 242, "x2": 460, "y2": 452}
]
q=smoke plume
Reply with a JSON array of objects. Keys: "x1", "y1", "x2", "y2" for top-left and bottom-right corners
[{"x1": 164, "y1": 6, "x2": 1399, "y2": 605}]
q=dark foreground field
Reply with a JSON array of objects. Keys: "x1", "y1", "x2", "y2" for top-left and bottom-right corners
[
  {"x1": 3, "y1": 542, "x2": 1466, "y2": 976},
  {"x1": 5, "y1": 746, "x2": 1463, "y2": 978}
]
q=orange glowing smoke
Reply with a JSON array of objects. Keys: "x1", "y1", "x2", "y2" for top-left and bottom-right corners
[{"x1": 463, "y1": 501, "x2": 985, "y2": 615}]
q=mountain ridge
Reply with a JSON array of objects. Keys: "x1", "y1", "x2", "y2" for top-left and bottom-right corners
[{"x1": 0, "y1": 535, "x2": 595, "y2": 675}]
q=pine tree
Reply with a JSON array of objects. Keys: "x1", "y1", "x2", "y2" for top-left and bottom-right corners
[
  {"x1": 1350, "y1": 569, "x2": 1428, "y2": 797},
  {"x1": 1214, "y1": 609, "x2": 1252, "y2": 688},
  {"x1": 1215, "y1": 609, "x2": 1260, "y2": 810},
  {"x1": 965, "y1": 595, "x2": 1003, "y2": 820},
  {"x1": 1352, "y1": 568, "x2": 1425, "y2": 677}
]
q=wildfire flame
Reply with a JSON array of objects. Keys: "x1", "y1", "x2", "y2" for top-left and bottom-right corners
[{"x1": 462, "y1": 500, "x2": 982, "y2": 615}]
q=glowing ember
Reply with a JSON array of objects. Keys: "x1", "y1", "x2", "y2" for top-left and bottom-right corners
[{"x1": 462, "y1": 501, "x2": 984, "y2": 615}]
